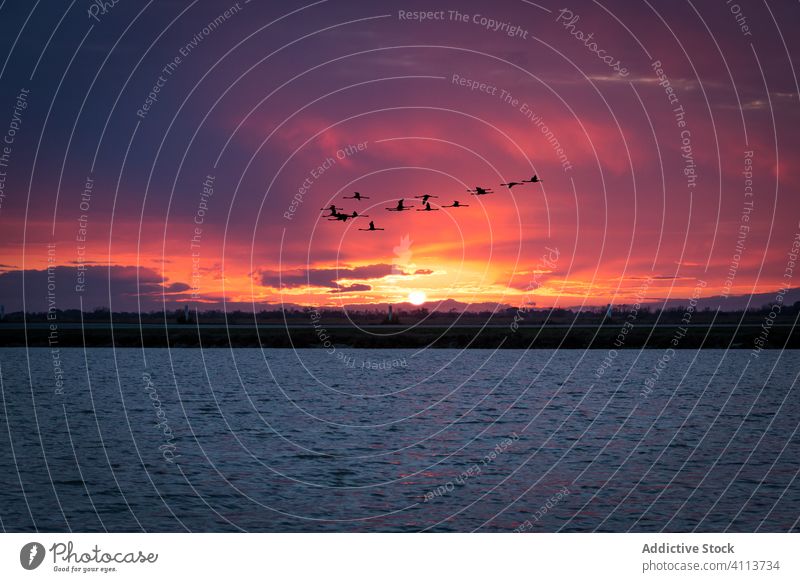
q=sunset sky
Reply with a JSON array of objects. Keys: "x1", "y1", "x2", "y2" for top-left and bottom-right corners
[{"x1": 0, "y1": 0, "x2": 798, "y2": 312}]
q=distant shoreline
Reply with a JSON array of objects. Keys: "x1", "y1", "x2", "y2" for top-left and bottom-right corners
[{"x1": 1, "y1": 323, "x2": 796, "y2": 349}]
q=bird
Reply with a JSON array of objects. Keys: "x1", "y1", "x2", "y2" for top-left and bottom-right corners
[
  {"x1": 467, "y1": 186, "x2": 493, "y2": 195},
  {"x1": 443, "y1": 200, "x2": 469, "y2": 208},
  {"x1": 328, "y1": 210, "x2": 367, "y2": 222},
  {"x1": 328, "y1": 211, "x2": 351, "y2": 222},
  {"x1": 522, "y1": 175, "x2": 543, "y2": 183},
  {"x1": 344, "y1": 191, "x2": 369, "y2": 200},
  {"x1": 414, "y1": 194, "x2": 438, "y2": 204},
  {"x1": 320, "y1": 204, "x2": 342, "y2": 216},
  {"x1": 416, "y1": 202, "x2": 439, "y2": 212},
  {"x1": 386, "y1": 198, "x2": 414, "y2": 211},
  {"x1": 358, "y1": 220, "x2": 384, "y2": 231},
  {"x1": 500, "y1": 181, "x2": 524, "y2": 189}
]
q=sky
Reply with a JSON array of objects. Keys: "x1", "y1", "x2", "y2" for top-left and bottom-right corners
[{"x1": 0, "y1": 0, "x2": 798, "y2": 313}]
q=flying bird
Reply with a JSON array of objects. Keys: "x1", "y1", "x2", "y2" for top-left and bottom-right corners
[
  {"x1": 523, "y1": 175, "x2": 543, "y2": 183},
  {"x1": 328, "y1": 210, "x2": 368, "y2": 222},
  {"x1": 328, "y1": 212, "x2": 351, "y2": 222},
  {"x1": 414, "y1": 194, "x2": 438, "y2": 204},
  {"x1": 443, "y1": 200, "x2": 469, "y2": 208},
  {"x1": 500, "y1": 181, "x2": 524, "y2": 188},
  {"x1": 320, "y1": 204, "x2": 342, "y2": 216},
  {"x1": 467, "y1": 186, "x2": 494, "y2": 195},
  {"x1": 416, "y1": 202, "x2": 439, "y2": 211},
  {"x1": 358, "y1": 220, "x2": 384, "y2": 231},
  {"x1": 344, "y1": 191, "x2": 369, "y2": 200},
  {"x1": 386, "y1": 198, "x2": 414, "y2": 211}
]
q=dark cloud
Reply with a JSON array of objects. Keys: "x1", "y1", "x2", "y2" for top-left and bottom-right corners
[
  {"x1": 257, "y1": 263, "x2": 397, "y2": 289},
  {"x1": 164, "y1": 282, "x2": 191, "y2": 293},
  {"x1": 627, "y1": 275, "x2": 688, "y2": 280},
  {"x1": 0, "y1": 266, "x2": 190, "y2": 312},
  {"x1": 328, "y1": 284, "x2": 372, "y2": 294}
]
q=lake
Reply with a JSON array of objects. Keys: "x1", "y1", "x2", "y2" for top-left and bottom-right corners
[{"x1": 0, "y1": 348, "x2": 797, "y2": 532}]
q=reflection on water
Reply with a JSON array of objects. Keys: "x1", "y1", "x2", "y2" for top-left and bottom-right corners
[{"x1": 0, "y1": 348, "x2": 797, "y2": 532}]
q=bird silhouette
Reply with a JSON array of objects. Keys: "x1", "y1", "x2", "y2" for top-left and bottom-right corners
[
  {"x1": 500, "y1": 181, "x2": 524, "y2": 188},
  {"x1": 358, "y1": 220, "x2": 384, "y2": 231},
  {"x1": 443, "y1": 200, "x2": 469, "y2": 208},
  {"x1": 467, "y1": 186, "x2": 494, "y2": 195},
  {"x1": 386, "y1": 198, "x2": 414, "y2": 211},
  {"x1": 416, "y1": 201, "x2": 439, "y2": 212},
  {"x1": 320, "y1": 204, "x2": 343, "y2": 216},
  {"x1": 414, "y1": 194, "x2": 438, "y2": 204},
  {"x1": 522, "y1": 175, "x2": 543, "y2": 183},
  {"x1": 328, "y1": 211, "x2": 351, "y2": 222},
  {"x1": 328, "y1": 210, "x2": 368, "y2": 222},
  {"x1": 344, "y1": 191, "x2": 369, "y2": 200}
]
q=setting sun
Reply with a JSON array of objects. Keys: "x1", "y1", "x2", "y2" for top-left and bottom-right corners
[{"x1": 408, "y1": 291, "x2": 427, "y2": 306}]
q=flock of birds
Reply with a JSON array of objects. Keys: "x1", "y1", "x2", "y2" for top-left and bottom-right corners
[{"x1": 321, "y1": 174, "x2": 544, "y2": 232}]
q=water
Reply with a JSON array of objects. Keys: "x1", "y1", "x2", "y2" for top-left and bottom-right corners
[{"x1": 0, "y1": 348, "x2": 798, "y2": 532}]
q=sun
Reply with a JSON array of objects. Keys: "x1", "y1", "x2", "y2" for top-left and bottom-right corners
[{"x1": 408, "y1": 291, "x2": 427, "y2": 306}]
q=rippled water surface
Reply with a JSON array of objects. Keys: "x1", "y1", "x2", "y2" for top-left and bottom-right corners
[{"x1": 1, "y1": 348, "x2": 798, "y2": 532}]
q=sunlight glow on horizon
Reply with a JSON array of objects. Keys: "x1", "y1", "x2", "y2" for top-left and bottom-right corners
[{"x1": 408, "y1": 291, "x2": 427, "y2": 306}]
